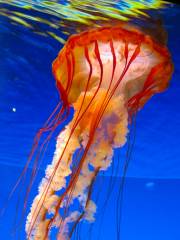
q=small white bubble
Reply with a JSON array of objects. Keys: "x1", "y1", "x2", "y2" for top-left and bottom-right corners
[{"x1": 12, "y1": 107, "x2": 16, "y2": 112}]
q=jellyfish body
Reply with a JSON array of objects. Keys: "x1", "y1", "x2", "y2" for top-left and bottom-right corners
[{"x1": 26, "y1": 24, "x2": 173, "y2": 239}]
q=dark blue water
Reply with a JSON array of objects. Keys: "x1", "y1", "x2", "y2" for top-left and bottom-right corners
[{"x1": 0, "y1": 3, "x2": 180, "y2": 240}]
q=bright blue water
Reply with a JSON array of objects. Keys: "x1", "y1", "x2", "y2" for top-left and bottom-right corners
[{"x1": 0, "y1": 4, "x2": 180, "y2": 240}]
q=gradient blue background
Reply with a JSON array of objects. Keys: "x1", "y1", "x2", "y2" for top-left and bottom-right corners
[{"x1": 0, "y1": 3, "x2": 180, "y2": 240}]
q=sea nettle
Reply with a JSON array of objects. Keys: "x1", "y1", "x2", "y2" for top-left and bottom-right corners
[{"x1": 24, "y1": 23, "x2": 173, "y2": 239}]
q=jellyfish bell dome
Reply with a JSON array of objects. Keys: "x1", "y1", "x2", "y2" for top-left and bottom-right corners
[{"x1": 52, "y1": 24, "x2": 173, "y2": 113}]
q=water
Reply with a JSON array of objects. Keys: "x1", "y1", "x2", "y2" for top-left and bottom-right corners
[{"x1": 0, "y1": 1, "x2": 180, "y2": 239}]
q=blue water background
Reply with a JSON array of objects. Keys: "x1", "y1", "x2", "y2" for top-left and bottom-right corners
[{"x1": 0, "y1": 4, "x2": 180, "y2": 240}]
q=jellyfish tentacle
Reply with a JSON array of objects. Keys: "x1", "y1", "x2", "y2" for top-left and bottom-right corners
[
  {"x1": 26, "y1": 125, "x2": 81, "y2": 239},
  {"x1": 61, "y1": 93, "x2": 128, "y2": 237},
  {"x1": 36, "y1": 41, "x2": 106, "y2": 237},
  {"x1": 67, "y1": 168, "x2": 99, "y2": 239},
  {"x1": 3, "y1": 101, "x2": 69, "y2": 229},
  {"x1": 54, "y1": 43, "x2": 107, "y2": 235},
  {"x1": 54, "y1": 89, "x2": 128, "y2": 239},
  {"x1": 22, "y1": 103, "x2": 70, "y2": 217},
  {"x1": 26, "y1": 44, "x2": 96, "y2": 239},
  {"x1": 9, "y1": 102, "x2": 64, "y2": 198},
  {"x1": 43, "y1": 41, "x2": 105, "y2": 237}
]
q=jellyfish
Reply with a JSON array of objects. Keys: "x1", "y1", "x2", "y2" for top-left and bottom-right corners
[{"x1": 25, "y1": 23, "x2": 173, "y2": 239}]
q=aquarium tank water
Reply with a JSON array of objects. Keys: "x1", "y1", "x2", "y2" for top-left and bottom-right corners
[{"x1": 0, "y1": 1, "x2": 180, "y2": 240}]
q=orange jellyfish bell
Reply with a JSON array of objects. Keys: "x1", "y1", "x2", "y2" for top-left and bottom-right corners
[
  {"x1": 53, "y1": 24, "x2": 173, "y2": 112},
  {"x1": 25, "y1": 24, "x2": 173, "y2": 239}
]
